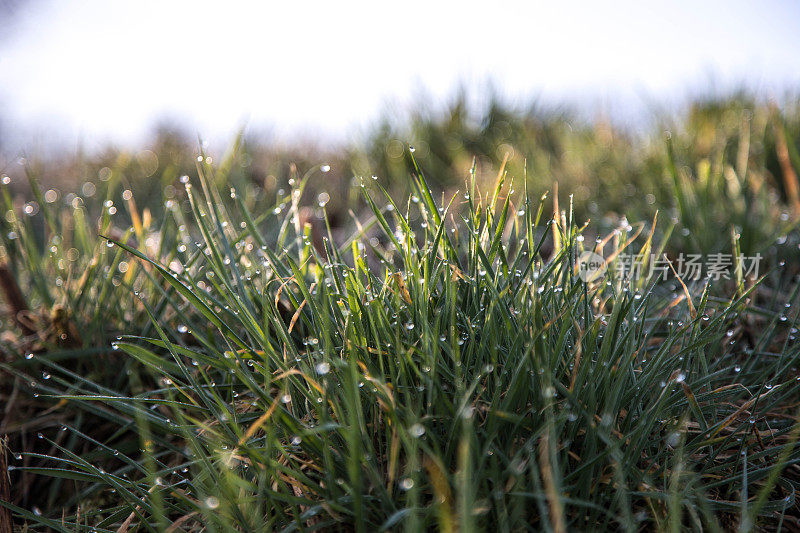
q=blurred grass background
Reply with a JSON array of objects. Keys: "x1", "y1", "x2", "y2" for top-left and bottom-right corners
[{"x1": 3, "y1": 92, "x2": 800, "y2": 255}]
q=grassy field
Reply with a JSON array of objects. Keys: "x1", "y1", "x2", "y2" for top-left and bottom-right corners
[{"x1": 1, "y1": 94, "x2": 800, "y2": 531}]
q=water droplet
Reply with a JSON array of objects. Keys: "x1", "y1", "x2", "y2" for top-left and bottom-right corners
[
  {"x1": 315, "y1": 362, "x2": 330, "y2": 375},
  {"x1": 410, "y1": 423, "x2": 425, "y2": 437},
  {"x1": 666, "y1": 432, "x2": 681, "y2": 447},
  {"x1": 204, "y1": 496, "x2": 220, "y2": 509},
  {"x1": 400, "y1": 477, "x2": 414, "y2": 490}
]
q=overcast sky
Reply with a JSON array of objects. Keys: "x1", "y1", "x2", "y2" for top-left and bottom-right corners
[{"x1": 1, "y1": 0, "x2": 799, "y2": 151}]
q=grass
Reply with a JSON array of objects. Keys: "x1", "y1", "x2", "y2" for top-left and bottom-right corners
[{"x1": 1, "y1": 95, "x2": 800, "y2": 530}]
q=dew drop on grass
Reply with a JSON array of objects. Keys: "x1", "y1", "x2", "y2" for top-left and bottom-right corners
[
  {"x1": 315, "y1": 362, "x2": 330, "y2": 375},
  {"x1": 25, "y1": 353, "x2": 34, "y2": 360},
  {"x1": 290, "y1": 436, "x2": 302, "y2": 445},
  {"x1": 205, "y1": 496, "x2": 220, "y2": 509},
  {"x1": 400, "y1": 478, "x2": 414, "y2": 490},
  {"x1": 666, "y1": 432, "x2": 681, "y2": 447},
  {"x1": 410, "y1": 423, "x2": 425, "y2": 437},
  {"x1": 734, "y1": 365, "x2": 741, "y2": 373},
  {"x1": 177, "y1": 325, "x2": 188, "y2": 334},
  {"x1": 281, "y1": 394, "x2": 291, "y2": 404}
]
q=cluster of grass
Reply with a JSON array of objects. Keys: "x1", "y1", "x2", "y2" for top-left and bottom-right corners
[{"x1": 1, "y1": 95, "x2": 800, "y2": 530}]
